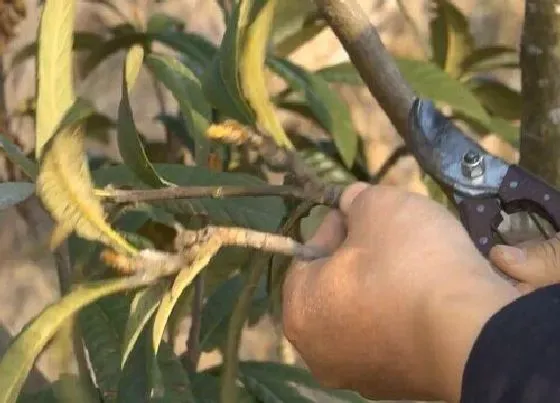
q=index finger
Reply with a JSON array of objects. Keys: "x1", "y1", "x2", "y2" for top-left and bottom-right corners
[{"x1": 339, "y1": 182, "x2": 371, "y2": 215}]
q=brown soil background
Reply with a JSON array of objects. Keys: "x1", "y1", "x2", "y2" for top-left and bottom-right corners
[{"x1": 0, "y1": 1, "x2": 527, "y2": 401}]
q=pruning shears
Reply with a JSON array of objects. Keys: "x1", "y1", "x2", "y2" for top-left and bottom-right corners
[{"x1": 407, "y1": 97, "x2": 560, "y2": 257}]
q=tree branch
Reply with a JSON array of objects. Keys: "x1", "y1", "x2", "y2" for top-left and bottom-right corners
[
  {"x1": 519, "y1": 0, "x2": 560, "y2": 185},
  {"x1": 207, "y1": 120, "x2": 345, "y2": 207},
  {"x1": 312, "y1": 0, "x2": 416, "y2": 140},
  {"x1": 101, "y1": 225, "x2": 328, "y2": 281}
]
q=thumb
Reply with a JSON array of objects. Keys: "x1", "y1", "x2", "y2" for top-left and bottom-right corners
[{"x1": 489, "y1": 235, "x2": 560, "y2": 288}]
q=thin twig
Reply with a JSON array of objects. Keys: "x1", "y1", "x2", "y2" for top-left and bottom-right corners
[
  {"x1": 98, "y1": 184, "x2": 300, "y2": 203},
  {"x1": 97, "y1": 182, "x2": 343, "y2": 208},
  {"x1": 101, "y1": 225, "x2": 328, "y2": 281},
  {"x1": 313, "y1": 0, "x2": 416, "y2": 140}
]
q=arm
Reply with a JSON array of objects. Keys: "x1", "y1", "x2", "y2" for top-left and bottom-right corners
[{"x1": 461, "y1": 284, "x2": 560, "y2": 402}]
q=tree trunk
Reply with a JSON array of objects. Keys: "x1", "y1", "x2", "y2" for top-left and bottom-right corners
[{"x1": 519, "y1": 0, "x2": 560, "y2": 186}]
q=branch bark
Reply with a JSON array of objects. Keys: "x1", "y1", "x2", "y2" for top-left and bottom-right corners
[
  {"x1": 519, "y1": 0, "x2": 560, "y2": 186},
  {"x1": 312, "y1": 0, "x2": 416, "y2": 141}
]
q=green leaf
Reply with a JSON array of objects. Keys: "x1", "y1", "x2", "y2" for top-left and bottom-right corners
[
  {"x1": 117, "y1": 46, "x2": 172, "y2": 188},
  {"x1": 430, "y1": 0, "x2": 474, "y2": 78},
  {"x1": 145, "y1": 53, "x2": 212, "y2": 165},
  {"x1": 467, "y1": 77, "x2": 521, "y2": 120},
  {"x1": 81, "y1": 32, "x2": 148, "y2": 77},
  {"x1": 0, "y1": 134, "x2": 37, "y2": 179},
  {"x1": 154, "y1": 114, "x2": 195, "y2": 154},
  {"x1": 152, "y1": 31, "x2": 217, "y2": 77},
  {"x1": 151, "y1": 343, "x2": 196, "y2": 403},
  {"x1": 0, "y1": 278, "x2": 146, "y2": 403},
  {"x1": 315, "y1": 59, "x2": 492, "y2": 127},
  {"x1": 271, "y1": 0, "x2": 325, "y2": 57},
  {"x1": 192, "y1": 370, "x2": 256, "y2": 403},
  {"x1": 460, "y1": 45, "x2": 519, "y2": 75},
  {"x1": 396, "y1": 58, "x2": 491, "y2": 125},
  {"x1": 201, "y1": 1, "x2": 256, "y2": 124},
  {"x1": 240, "y1": 0, "x2": 291, "y2": 147},
  {"x1": 199, "y1": 274, "x2": 244, "y2": 352},
  {"x1": 79, "y1": 295, "x2": 130, "y2": 403},
  {"x1": 239, "y1": 361, "x2": 368, "y2": 402},
  {"x1": 10, "y1": 32, "x2": 104, "y2": 70},
  {"x1": 35, "y1": 0, "x2": 76, "y2": 158},
  {"x1": 92, "y1": 163, "x2": 286, "y2": 232},
  {"x1": 36, "y1": 99, "x2": 136, "y2": 253},
  {"x1": 0, "y1": 182, "x2": 35, "y2": 210},
  {"x1": 146, "y1": 12, "x2": 185, "y2": 33},
  {"x1": 121, "y1": 281, "x2": 169, "y2": 369},
  {"x1": 268, "y1": 57, "x2": 358, "y2": 167}
]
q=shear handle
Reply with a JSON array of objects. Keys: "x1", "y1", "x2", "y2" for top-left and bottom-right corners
[
  {"x1": 498, "y1": 165, "x2": 560, "y2": 233},
  {"x1": 457, "y1": 197, "x2": 503, "y2": 256}
]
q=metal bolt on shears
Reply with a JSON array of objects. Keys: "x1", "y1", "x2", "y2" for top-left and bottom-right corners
[{"x1": 408, "y1": 98, "x2": 560, "y2": 256}]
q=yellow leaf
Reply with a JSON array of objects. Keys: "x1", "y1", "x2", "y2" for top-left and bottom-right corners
[
  {"x1": 36, "y1": 0, "x2": 76, "y2": 158},
  {"x1": 240, "y1": 0, "x2": 292, "y2": 148},
  {"x1": 125, "y1": 44, "x2": 144, "y2": 94},
  {"x1": 36, "y1": 122, "x2": 136, "y2": 255},
  {"x1": 0, "y1": 277, "x2": 148, "y2": 403},
  {"x1": 152, "y1": 238, "x2": 222, "y2": 355}
]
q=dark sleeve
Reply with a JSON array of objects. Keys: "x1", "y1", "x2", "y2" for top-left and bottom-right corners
[{"x1": 461, "y1": 284, "x2": 560, "y2": 403}]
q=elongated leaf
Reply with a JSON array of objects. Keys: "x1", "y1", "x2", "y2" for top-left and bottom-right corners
[
  {"x1": 146, "y1": 13, "x2": 185, "y2": 33},
  {"x1": 467, "y1": 77, "x2": 521, "y2": 120},
  {"x1": 154, "y1": 114, "x2": 195, "y2": 154},
  {"x1": 201, "y1": 1, "x2": 256, "y2": 124},
  {"x1": 36, "y1": 100, "x2": 136, "y2": 253},
  {"x1": 152, "y1": 239, "x2": 222, "y2": 355},
  {"x1": 268, "y1": 57, "x2": 358, "y2": 167},
  {"x1": 315, "y1": 60, "x2": 491, "y2": 127},
  {"x1": 0, "y1": 134, "x2": 37, "y2": 179},
  {"x1": 460, "y1": 45, "x2": 519, "y2": 75},
  {"x1": 272, "y1": 0, "x2": 324, "y2": 57},
  {"x1": 80, "y1": 295, "x2": 129, "y2": 403},
  {"x1": 239, "y1": 361, "x2": 368, "y2": 402},
  {"x1": 240, "y1": 0, "x2": 291, "y2": 147},
  {"x1": 93, "y1": 164, "x2": 286, "y2": 232},
  {"x1": 118, "y1": 46, "x2": 171, "y2": 188},
  {"x1": 121, "y1": 281, "x2": 169, "y2": 368},
  {"x1": 36, "y1": 0, "x2": 76, "y2": 158},
  {"x1": 430, "y1": 0, "x2": 473, "y2": 78},
  {"x1": 192, "y1": 371, "x2": 256, "y2": 403},
  {"x1": 0, "y1": 182, "x2": 35, "y2": 210},
  {"x1": 10, "y1": 32, "x2": 104, "y2": 70},
  {"x1": 151, "y1": 342, "x2": 196, "y2": 403},
  {"x1": 199, "y1": 274, "x2": 244, "y2": 352},
  {"x1": 145, "y1": 53, "x2": 212, "y2": 164},
  {"x1": 0, "y1": 278, "x2": 146, "y2": 403}
]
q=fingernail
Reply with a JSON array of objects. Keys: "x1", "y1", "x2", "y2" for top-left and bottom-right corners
[{"x1": 497, "y1": 246, "x2": 526, "y2": 264}]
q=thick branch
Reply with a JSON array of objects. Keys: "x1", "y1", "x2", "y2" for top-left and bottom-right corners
[
  {"x1": 519, "y1": 0, "x2": 560, "y2": 186},
  {"x1": 313, "y1": 0, "x2": 416, "y2": 140}
]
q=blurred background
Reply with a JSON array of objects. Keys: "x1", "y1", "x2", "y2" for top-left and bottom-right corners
[{"x1": 0, "y1": 0, "x2": 525, "y2": 397}]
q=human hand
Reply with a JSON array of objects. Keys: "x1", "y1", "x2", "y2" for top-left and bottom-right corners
[
  {"x1": 282, "y1": 183, "x2": 521, "y2": 403},
  {"x1": 490, "y1": 233, "x2": 560, "y2": 294}
]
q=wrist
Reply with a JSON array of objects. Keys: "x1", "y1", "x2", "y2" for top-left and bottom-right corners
[{"x1": 422, "y1": 266, "x2": 520, "y2": 403}]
